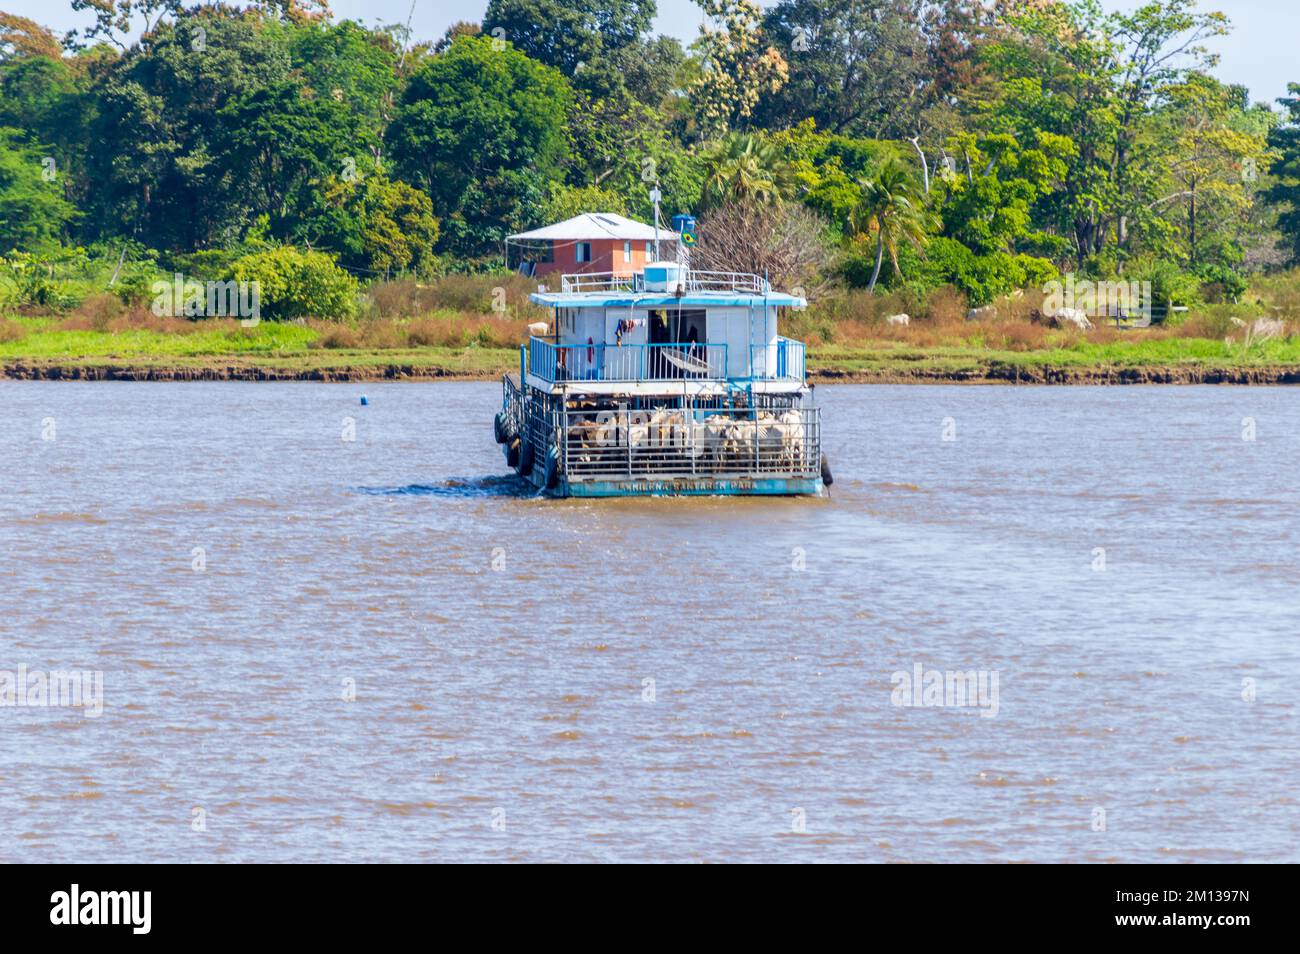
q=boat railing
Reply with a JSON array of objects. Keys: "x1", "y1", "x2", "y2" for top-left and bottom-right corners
[
  {"x1": 528, "y1": 336, "x2": 804, "y2": 384},
  {"x1": 558, "y1": 272, "x2": 637, "y2": 294},
  {"x1": 529, "y1": 338, "x2": 729, "y2": 383},
  {"x1": 685, "y1": 271, "x2": 766, "y2": 294},
  {"x1": 557, "y1": 405, "x2": 821, "y2": 481},
  {"x1": 501, "y1": 372, "x2": 525, "y2": 434},
  {"x1": 558, "y1": 270, "x2": 768, "y2": 295},
  {"x1": 749, "y1": 337, "x2": 805, "y2": 382}
]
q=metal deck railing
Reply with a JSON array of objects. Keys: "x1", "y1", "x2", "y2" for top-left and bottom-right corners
[
  {"x1": 527, "y1": 337, "x2": 804, "y2": 385},
  {"x1": 558, "y1": 270, "x2": 768, "y2": 294},
  {"x1": 557, "y1": 405, "x2": 821, "y2": 482},
  {"x1": 501, "y1": 373, "x2": 525, "y2": 434}
]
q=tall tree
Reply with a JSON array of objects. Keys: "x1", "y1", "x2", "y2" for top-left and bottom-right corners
[
  {"x1": 938, "y1": 130, "x2": 1074, "y2": 258},
  {"x1": 1149, "y1": 73, "x2": 1273, "y2": 267},
  {"x1": 0, "y1": 12, "x2": 64, "y2": 60},
  {"x1": 287, "y1": 19, "x2": 400, "y2": 152},
  {"x1": 0, "y1": 128, "x2": 79, "y2": 251},
  {"x1": 82, "y1": 7, "x2": 293, "y2": 250},
  {"x1": 758, "y1": 0, "x2": 925, "y2": 137},
  {"x1": 310, "y1": 170, "x2": 441, "y2": 277},
  {"x1": 698, "y1": 132, "x2": 797, "y2": 209},
  {"x1": 690, "y1": 0, "x2": 788, "y2": 136},
  {"x1": 212, "y1": 83, "x2": 362, "y2": 240},
  {"x1": 388, "y1": 34, "x2": 572, "y2": 256},
  {"x1": 1265, "y1": 83, "x2": 1300, "y2": 264},
  {"x1": 481, "y1": 0, "x2": 655, "y2": 77},
  {"x1": 984, "y1": 0, "x2": 1230, "y2": 267},
  {"x1": 849, "y1": 158, "x2": 931, "y2": 291}
]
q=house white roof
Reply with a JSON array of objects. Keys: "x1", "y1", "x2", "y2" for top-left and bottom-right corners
[{"x1": 508, "y1": 213, "x2": 677, "y2": 242}]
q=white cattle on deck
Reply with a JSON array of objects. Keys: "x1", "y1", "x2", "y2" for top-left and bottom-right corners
[
  {"x1": 648, "y1": 408, "x2": 686, "y2": 448},
  {"x1": 777, "y1": 409, "x2": 804, "y2": 466}
]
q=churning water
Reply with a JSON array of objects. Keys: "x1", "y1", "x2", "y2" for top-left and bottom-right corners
[{"x1": 1, "y1": 381, "x2": 1297, "y2": 862}]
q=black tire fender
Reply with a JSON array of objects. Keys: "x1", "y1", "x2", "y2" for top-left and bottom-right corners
[{"x1": 543, "y1": 445, "x2": 560, "y2": 490}]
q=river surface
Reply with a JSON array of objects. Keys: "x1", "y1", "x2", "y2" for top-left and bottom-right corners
[{"x1": 1, "y1": 381, "x2": 1297, "y2": 863}]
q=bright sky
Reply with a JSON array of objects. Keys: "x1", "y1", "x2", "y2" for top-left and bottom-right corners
[{"x1": 5, "y1": 0, "x2": 1296, "y2": 106}]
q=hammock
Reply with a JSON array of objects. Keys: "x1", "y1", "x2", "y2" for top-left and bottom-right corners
[{"x1": 662, "y1": 348, "x2": 711, "y2": 376}]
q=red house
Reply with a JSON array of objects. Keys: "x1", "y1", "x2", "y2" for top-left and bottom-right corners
[{"x1": 507, "y1": 213, "x2": 678, "y2": 281}]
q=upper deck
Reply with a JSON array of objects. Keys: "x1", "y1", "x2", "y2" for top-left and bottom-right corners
[
  {"x1": 526, "y1": 265, "x2": 808, "y2": 392},
  {"x1": 530, "y1": 268, "x2": 807, "y2": 309}
]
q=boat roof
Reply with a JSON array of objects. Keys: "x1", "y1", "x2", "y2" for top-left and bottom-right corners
[
  {"x1": 530, "y1": 290, "x2": 807, "y2": 309},
  {"x1": 508, "y1": 213, "x2": 676, "y2": 242}
]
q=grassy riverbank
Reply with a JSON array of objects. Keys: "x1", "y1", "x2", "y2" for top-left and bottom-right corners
[
  {"x1": 6, "y1": 275, "x2": 1300, "y2": 383},
  {"x1": 7, "y1": 331, "x2": 1300, "y2": 383}
]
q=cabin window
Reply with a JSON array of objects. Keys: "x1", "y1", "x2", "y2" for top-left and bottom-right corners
[
  {"x1": 575, "y1": 242, "x2": 592, "y2": 263},
  {"x1": 623, "y1": 241, "x2": 632, "y2": 263},
  {"x1": 645, "y1": 241, "x2": 653, "y2": 257}
]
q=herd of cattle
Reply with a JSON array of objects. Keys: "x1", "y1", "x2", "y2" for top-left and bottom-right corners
[{"x1": 564, "y1": 407, "x2": 809, "y2": 470}]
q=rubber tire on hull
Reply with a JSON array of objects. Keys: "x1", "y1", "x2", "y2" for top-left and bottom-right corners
[
  {"x1": 820, "y1": 453, "x2": 834, "y2": 487},
  {"x1": 506, "y1": 437, "x2": 521, "y2": 468},
  {"x1": 494, "y1": 412, "x2": 509, "y2": 444},
  {"x1": 543, "y1": 446, "x2": 560, "y2": 491},
  {"x1": 517, "y1": 439, "x2": 535, "y2": 478}
]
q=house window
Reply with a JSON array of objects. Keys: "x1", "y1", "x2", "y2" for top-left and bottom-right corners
[
  {"x1": 623, "y1": 241, "x2": 632, "y2": 263},
  {"x1": 575, "y1": 242, "x2": 592, "y2": 263},
  {"x1": 645, "y1": 241, "x2": 653, "y2": 257}
]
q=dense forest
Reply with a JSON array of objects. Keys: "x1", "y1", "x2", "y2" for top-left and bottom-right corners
[{"x1": 4, "y1": 0, "x2": 1300, "y2": 316}]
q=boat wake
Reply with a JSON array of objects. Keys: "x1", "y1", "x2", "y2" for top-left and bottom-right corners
[{"x1": 355, "y1": 476, "x2": 534, "y2": 498}]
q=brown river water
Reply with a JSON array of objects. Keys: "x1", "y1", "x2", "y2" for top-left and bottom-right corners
[{"x1": 1, "y1": 380, "x2": 1298, "y2": 862}]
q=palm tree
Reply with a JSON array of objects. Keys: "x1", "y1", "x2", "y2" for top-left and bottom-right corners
[
  {"x1": 699, "y1": 133, "x2": 796, "y2": 210},
  {"x1": 849, "y1": 159, "x2": 933, "y2": 292}
]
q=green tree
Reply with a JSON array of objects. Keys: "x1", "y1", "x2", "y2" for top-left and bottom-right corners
[
  {"x1": 938, "y1": 130, "x2": 1074, "y2": 258},
  {"x1": 983, "y1": 0, "x2": 1230, "y2": 267},
  {"x1": 757, "y1": 0, "x2": 926, "y2": 137},
  {"x1": 313, "y1": 171, "x2": 441, "y2": 278},
  {"x1": 225, "y1": 246, "x2": 358, "y2": 321},
  {"x1": 1148, "y1": 74, "x2": 1273, "y2": 267},
  {"x1": 0, "y1": 37, "x2": 92, "y2": 221},
  {"x1": 82, "y1": 7, "x2": 292, "y2": 250},
  {"x1": 698, "y1": 132, "x2": 797, "y2": 209},
  {"x1": 68, "y1": 0, "x2": 180, "y2": 51},
  {"x1": 287, "y1": 19, "x2": 400, "y2": 150},
  {"x1": 0, "y1": 128, "x2": 79, "y2": 251},
  {"x1": 388, "y1": 34, "x2": 572, "y2": 256},
  {"x1": 1266, "y1": 83, "x2": 1300, "y2": 264},
  {"x1": 690, "y1": 0, "x2": 788, "y2": 136},
  {"x1": 540, "y1": 183, "x2": 629, "y2": 222},
  {"x1": 481, "y1": 0, "x2": 656, "y2": 77},
  {"x1": 848, "y1": 159, "x2": 932, "y2": 291},
  {"x1": 213, "y1": 82, "x2": 362, "y2": 239}
]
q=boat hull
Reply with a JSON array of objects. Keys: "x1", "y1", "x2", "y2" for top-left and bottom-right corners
[
  {"x1": 557, "y1": 476, "x2": 824, "y2": 498},
  {"x1": 498, "y1": 372, "x2": 826, "y2": 499}
]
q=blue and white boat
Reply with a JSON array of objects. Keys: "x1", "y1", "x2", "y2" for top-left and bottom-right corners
[{"x1": 494, "y1": 262, "x2": 831, "y2": 497}]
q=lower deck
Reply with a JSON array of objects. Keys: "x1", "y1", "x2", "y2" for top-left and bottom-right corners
[{"x1": 497, "y1": 375, "x2": 825, "y2": 497}]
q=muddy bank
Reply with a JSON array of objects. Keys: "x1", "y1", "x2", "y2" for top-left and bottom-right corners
[
  {"x1": 1, "y1": 362, "x2": 501, "y2": 382},
  {"x1": 810, "y1": 364, "x2": 1300, "y2": 385},
  {"x1": 7, "y1": 359, "x2": 1300, "y2": 384}
]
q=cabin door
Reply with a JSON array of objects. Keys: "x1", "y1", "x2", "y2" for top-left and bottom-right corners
[
  {"x1": 649, "y1": 308, "x2": 708, "y2": 377},
  {"x1": 648, "y1": 309, "x2": 671, "y2": 377}
]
